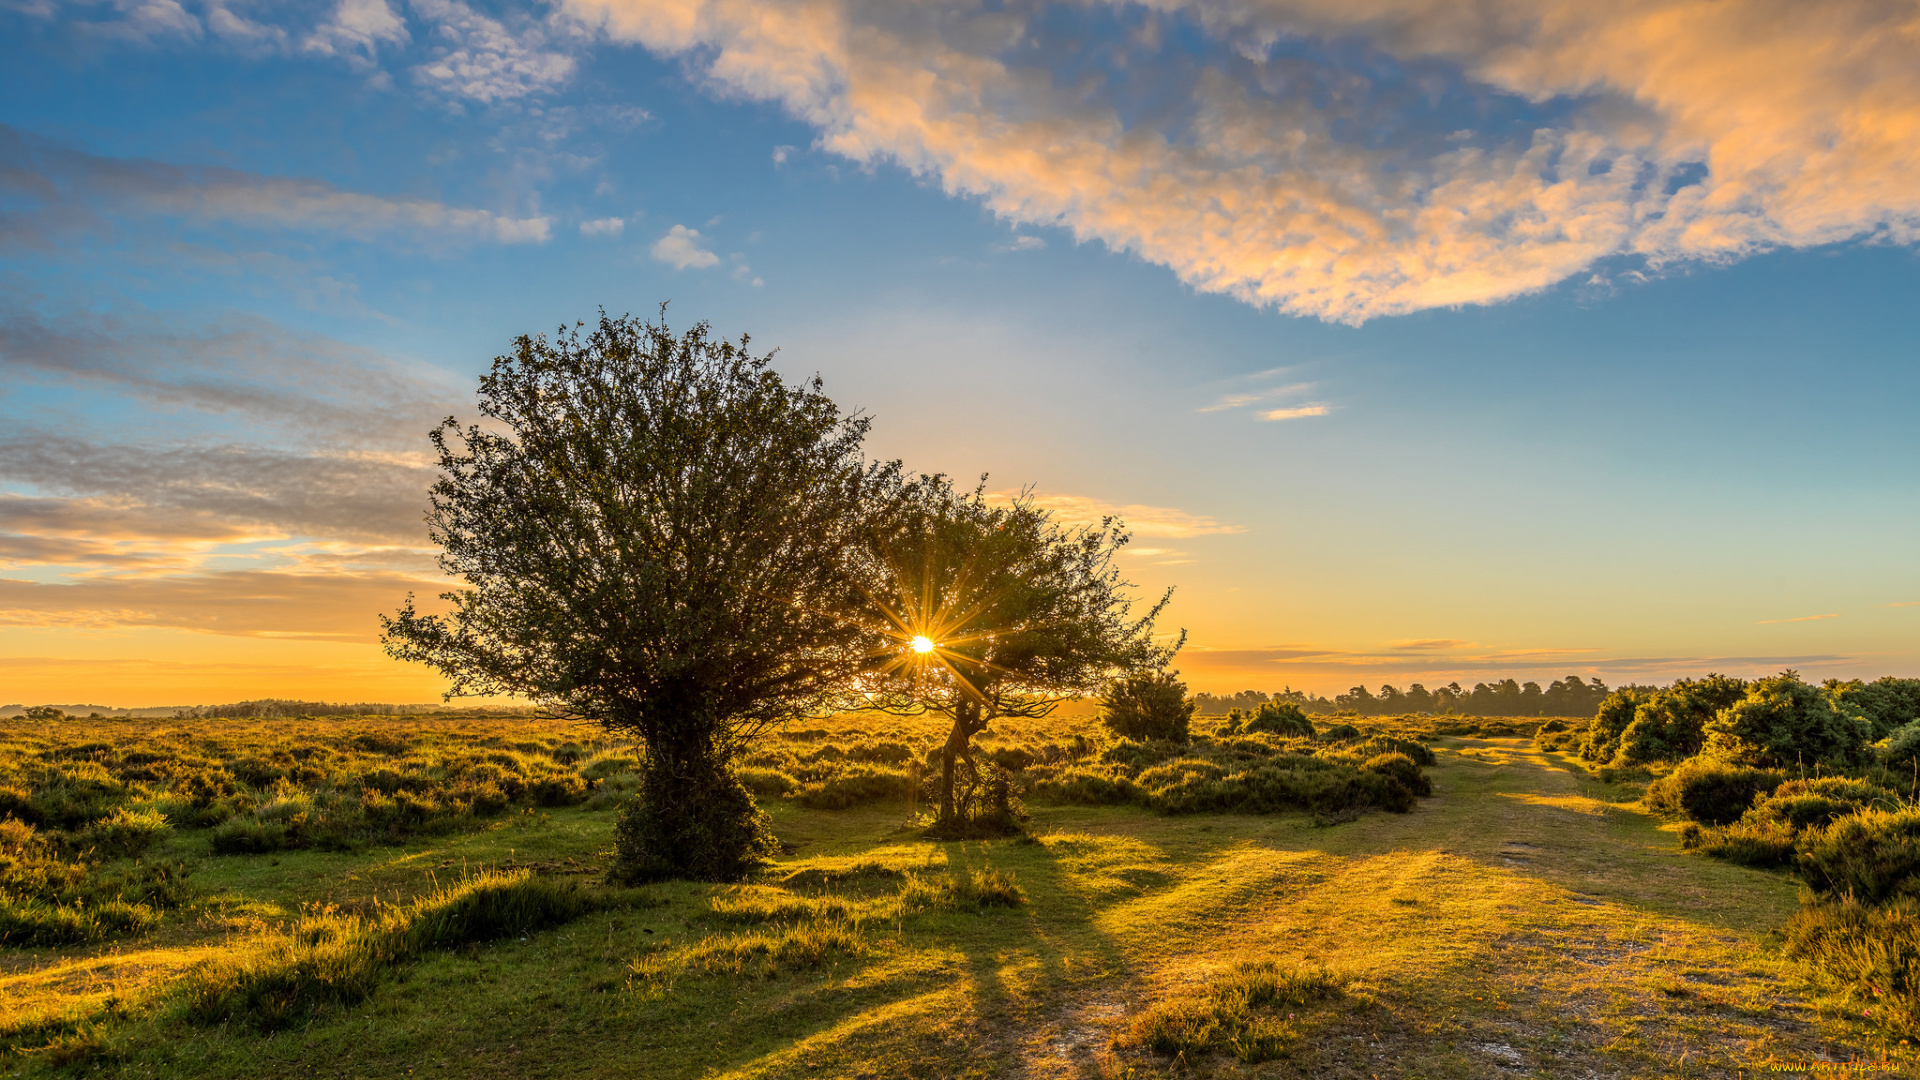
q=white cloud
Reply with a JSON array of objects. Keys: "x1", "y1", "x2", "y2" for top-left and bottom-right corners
[
  {"x1": 569, "y1": 0, "x2": 1920, "y2": 323},
  {"x1": 992, "y1": 234, "x2": 1045, "y2": 252},
  {"x1": 771, "y1": 144, "x2": 795, "y2": 165},
  {"x1": 409, "y1": 0, "x2": 577, "y2": 104},
  {"x1": 651, "y1": 223, "x2": 719, "y2": 269},
  {"x1": 579, "y1": 216, "x2": 625, "y2": 237},
  {"x1": 305, "y1": 0, "x2": 408, "y2": 57}
]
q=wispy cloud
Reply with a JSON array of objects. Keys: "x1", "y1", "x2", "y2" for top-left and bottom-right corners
[
  {"x1": 650, "y1": 223, "x2": 719, "y2": 269},
  {"x1": 1260, "y1": 404, "x2": 1331, "y2": 422},
  {"x1": 570, "y1": 0, "x2": 1920, "y2": 323},
  {"x1": 0, "y1": 124, "x2": 551, "y2": 246},
  {"x1": 1757, "y1": 613, "x2": 1841, "y2": 625},
  {"x1": 1393, "y1": 639, "x2": 1472, "y2": 651},
  {"x1": 579, "y1": 216, "x2": 625, "y2": 237},
  {"x1": 993, "y1": 491, "x2": 1244, "y2": 539}
]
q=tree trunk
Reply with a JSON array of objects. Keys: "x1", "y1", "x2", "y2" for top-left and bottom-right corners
[
  {"x1": 936, "y1": 698, "x2": 985, "y2": 824},
  {"x1": 613, "y1": 708, "x2": 770, "y2": 882}
]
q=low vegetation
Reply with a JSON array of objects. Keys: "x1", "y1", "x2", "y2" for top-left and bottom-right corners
[
  {"x1": 1538, "y1": 670, "x2": 1920, "y2": 1046},
  {"x1": 4, "y1": 698, "x2": 1911, "y2": 1076}
]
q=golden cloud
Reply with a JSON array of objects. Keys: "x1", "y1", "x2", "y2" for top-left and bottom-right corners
[{"x1": 569, "y1": 0, "x2": 1920, "y2": 322}]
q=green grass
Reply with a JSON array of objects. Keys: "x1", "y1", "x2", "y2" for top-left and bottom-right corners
[{"x1": 0, "y1": 715, "x2": 1904, "y2": 1078}]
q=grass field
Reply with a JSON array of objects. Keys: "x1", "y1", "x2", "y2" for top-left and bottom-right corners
[{"x1": 0, "y1": 712, "x2": 1900, "y2": 1078}]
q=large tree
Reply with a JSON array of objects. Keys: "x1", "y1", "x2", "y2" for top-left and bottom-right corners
[
  {"x1": 863, "y1": 478, "x2": 1177, "y2": 833},
  {"x1": 382, "y1": 310, "x2": 892, "y2": 881}
]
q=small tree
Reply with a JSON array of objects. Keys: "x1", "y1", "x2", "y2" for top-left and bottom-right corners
[
  {"x1": 382, "y1": 310, "x2": 891, "y2": 881},
  {"x1": 1100, "y1": 669, "x2": 1194, "y2": 743},
  {"x1": 863, "y1": 478, "x2": 1176, "y2": 834}
]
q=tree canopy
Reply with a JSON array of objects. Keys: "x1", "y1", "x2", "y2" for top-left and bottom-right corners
[
  {"x1": 862, "y1": 478, "x2": 1177, "y2": 828},
  {"x1": 382, "y1": 310, "x2": 896, "y2": 879}
]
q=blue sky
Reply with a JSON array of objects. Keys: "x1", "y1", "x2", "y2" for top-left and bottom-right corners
[{"x1": 2, "y1": 0, "x2": 1917, "y2": 704}]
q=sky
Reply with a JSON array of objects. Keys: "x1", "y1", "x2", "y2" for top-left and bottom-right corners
[{"x1": 2, "y1": 0, "x2": 1918, "y2": 707}]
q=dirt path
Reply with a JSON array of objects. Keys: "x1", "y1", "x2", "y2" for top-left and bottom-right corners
[{"x1": 1013, "y1": 738, "x2": 1884, "y2": 1078}]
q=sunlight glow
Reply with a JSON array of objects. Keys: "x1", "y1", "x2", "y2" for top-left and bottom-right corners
[{"x1": 910, "y1": 635, "x2": 936, "y2": 654}]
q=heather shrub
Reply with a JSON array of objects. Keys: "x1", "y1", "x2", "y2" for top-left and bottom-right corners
[
  {"x1": 1318, "y1": 723, "x2": 1360, "y2": 742},
  {"x1": 1783, "y1": 897, "x2": 1920, "y2": 1038},
  {"x1": 1362, "y1": 752, "x2": 1432, "y2": 798},
  {"x1": 1643, "y1": 758, "x2": 1785, "y2": 825},
  {"x1": 1678, "y1": 818, "x2": 1795, "y2": 868},
  {"x1": 1796, "y1": 807, "x2": 1920, "y2": 905},
  {"x1": 1351, "y1": 735, "x2": 1435, "y2": 768},
  {"x1": 793, "y1": 765, "x2": 916, "y2": 810},
  {"x1": 1744, "y1": 777, "x2": 1899, "y2": 831},
  {"x1": 77, "y1": 806, "x2": 172, "y2": 858}
]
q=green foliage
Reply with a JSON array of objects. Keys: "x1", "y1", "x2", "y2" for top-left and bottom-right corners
[
  {"x1": 1703, "y1": 672, "x2": 1873, "y2": 770},
  {"x1": 384, "y1": 310, "x2": 898, "y2": 881},
  {"x1": 1796, "y1": 807, "x2": 1920, "y2": 905},
  {"x1": 1643, "y1": 758, "x2": 1785, "y2": 825},
  {"x1": 612, "y1": 761, "x2": 776, "y2": 884},
  {"x1": 1318, "y1": 723, "x2": 1360, "y2": 742},
  {"x1": 1351, "y1": 734, "x2": 1435, "y2": 767},
  {"x1": 1099, "y1": 669, "x2": 1195, "y2": 744},
  {"x1": 0, "y1": 818, "x2": 189, "y2": 946},
  {"x1": 1679, "y1": 819, "x2": 1799, "y2": 868},
  {"x1": 1579, "y1": 689, "x2": 1653, "y2": 763},
  {"x1": 1882, "y1": 722, "x2": 1920, "y2": 774},
  {"x1": 1240, "y1": 701, "x2": 1315, "y2": 739},
  {"x1": 861, "y1": 476, "x2": 1175, "y2": 830},
  {"x1": 1827, "y1": 678, "x2": 1920, "y2": 740},
  {"x1": 1613, "y1": 674, "x2": 1748, "y2": 764},
  {"x1": 1362, "y1": 752, "x2": 1433, "y2": 798},
  {"x1": 1784, "y1": 897, "x2": 1920, "y2": 1038}
]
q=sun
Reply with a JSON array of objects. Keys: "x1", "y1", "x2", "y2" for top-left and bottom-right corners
[{"x1": 910, "y1": 635, "x2": 936, "y2": 654}]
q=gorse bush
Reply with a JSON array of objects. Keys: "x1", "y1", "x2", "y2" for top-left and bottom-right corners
[
  {"x1": 1099, "y1": 669, "x2": 1195, "y2": 744},
  {"x1": 1703, "y1": 672, "x2": 1873, "y2": 770},
  {"x1": 1826, "y1": 677, "x2": 1920, "y2": 741},
  {"x1": 1234, "y1": 701, "x2": 1315, "y2": 739}
]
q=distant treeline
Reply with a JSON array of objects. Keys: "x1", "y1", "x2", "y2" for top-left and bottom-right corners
[
  {"x1": 1194, "y1": 676, "x2": 1620, "y2": 718},
  {"x1": 161, "y1": 700, "x2": 535, "y2": 719},
  {"x1": 164, "y1": 699, "x2": 540, "y2": 719}
]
